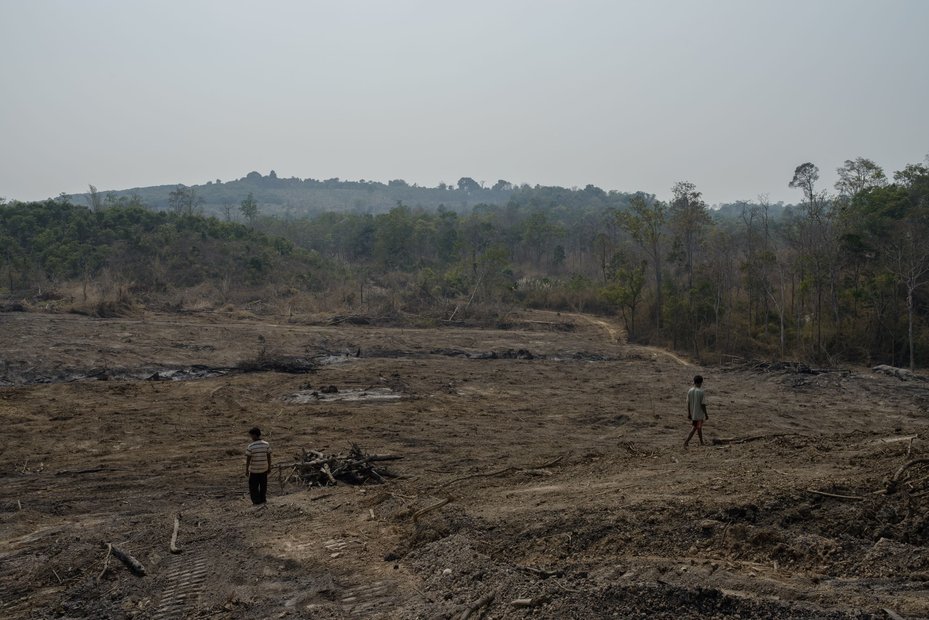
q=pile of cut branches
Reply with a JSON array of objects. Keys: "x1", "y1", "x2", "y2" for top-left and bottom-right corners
[{"x1": 281, "y1": 443, "x2": 402, "y2": 487}]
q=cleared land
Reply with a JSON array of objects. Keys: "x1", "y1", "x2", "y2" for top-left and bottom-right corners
[{"x1": 2, "y1": 309, "x2": 929, "y2": 619}]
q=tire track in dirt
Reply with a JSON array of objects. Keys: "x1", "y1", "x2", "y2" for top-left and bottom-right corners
[
  {"x1": 0, "y1": 550, "x2": 63, "y2": 619},
  {"x1": 0, "y1": 580, "x2": 31, "y2": 618},
  {"x1": 319, "y1": 537, "x2": 397, "y2": 615},
  {"x1": 151, "y1": 554, "x2": 208, "y2": 620},
  {"x1": 340, "y1": 580, "x2": 395, "y2": 616}
]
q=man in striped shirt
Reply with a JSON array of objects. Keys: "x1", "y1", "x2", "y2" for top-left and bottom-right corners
[{"x1": 245, "y1": 427, "x2": 272, "y2": 505}]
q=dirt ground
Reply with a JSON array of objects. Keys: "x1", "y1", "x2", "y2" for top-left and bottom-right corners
[{"x1": 2, "y1": 308, "x2": 929, "y2": 619}]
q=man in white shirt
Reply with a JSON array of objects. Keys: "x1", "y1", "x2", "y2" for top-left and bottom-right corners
[
  {"x1": 245, "y1": 427, "x2": 272, "y2": 505},
  {"x1": 684, "y1": 375, "x2": 708, "y2": 448}
]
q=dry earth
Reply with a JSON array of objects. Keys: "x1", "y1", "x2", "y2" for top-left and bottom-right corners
[{"x1": 2, "y1": 309, "x2": 929, "y2": 619}]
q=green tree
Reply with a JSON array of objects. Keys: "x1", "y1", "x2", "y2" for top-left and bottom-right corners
[
  {"x1": 522, "y1": 211, "x2": 557, "y2": 268},
  {"x1": 835, "y1": 157, "x2": 886, "y2": 200},
  {"x1": 667, "y1": 181, "x2": 713, "y2": 356},
  {"x1": 87, "y1": 185, "x2": 103, "y2": 212},
  {"x1": 373, "y1": 204, "x2": 414, "y2": 270},
  {"x1": 894, "y1": 163, "x2": 929, "y2": 188},
  {"x1": 168, "y1": 185, "x2": 202, "y2": 216},
  {"x1": 789, "y1": 162, "x2": 820, "y2": 207},
  {"x1": 668, "y1": 181, "x2": 712, "y2": 291},
  {"x1": 618, "y1": 194, "x2": 667, "y2": 330},
  {"x1": 240, "y1": 192, "x2": 258, "y2": 227},
  {"x1": 435, "y1": 210, "x2": 459, "y2": 264},
  {"x1": 600, "y1": 254, "x2": 646, "y2": 339},
  {"x1": 457, "y1": 177, "x2": 481, "y2": 192}
]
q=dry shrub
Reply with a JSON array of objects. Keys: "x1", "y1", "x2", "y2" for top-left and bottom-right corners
[
  {"x1": 447, "y1": 300, "x2": 511, "y2": 327},
  {"x1": 65, "y1": 271, "x2": 139, "y2": 317},
  {"x1": 356, "y1": 277, "x2": 402, "y2": 318},
  {"x1": 277, "y1": 291, "x2": 328, "y2": 322},
  {"x1": 176, "y1": 282, "x2": 222, "y2": 312},
  {"x1": 0, "y1": 299, "x2": 31, "y2": 312},
  {"x1": 8, "y1": 286, "x2": 70, "y2": 313}
]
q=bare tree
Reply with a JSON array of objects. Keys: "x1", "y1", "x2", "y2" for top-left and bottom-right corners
[
  {"x1": 886, "y1": 215, "x2": 929, "y2": 371},
  {"x1": 789, "y1": 162, "x2": 835, "y2": 358}
]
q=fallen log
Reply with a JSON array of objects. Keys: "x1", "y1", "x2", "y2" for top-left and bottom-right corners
[
  {"x1": 510, "y1": 596, "x2": 548, "y2": 608},
  {"x1": 55, "y1": 467, "x2": 112, "y2": 476},
  {"x1": 711, "y1": 433, "x2": 797, "y2": 446},
  {"x1": 412, "y1": 498, "x2": 450, "y2": 522},
  {"x1": 460, "y1": 593, "x2": 494, "y2": 619},
  {"x1": 169, "y1": 514, "x2": 182, "y2": 554},
  {"x1": 366, "y1": 454, "x2": 404, "y2": 462},
  {"x1": 872, "y1": 434, "x2": 919, "y2": 445},
  {"x1": 807, "y1": 489, "x2": 864, "y2": 501},
  {"x1": 321, "y1": 464, "x2": 337, "y2": 485},
  {"x1": 97, "y1": 545, "x2": 112, "y2": 581},
  {"x1": 444, "y1": 455, "x2": 564, "y2": 487},
  {"x1": 102, "y1": 542, "x2": 146, "y2": 576}
]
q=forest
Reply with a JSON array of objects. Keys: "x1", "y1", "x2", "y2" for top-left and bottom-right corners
[{"x1": 2, "y1": 156, "x2": 928, "y2": 368}]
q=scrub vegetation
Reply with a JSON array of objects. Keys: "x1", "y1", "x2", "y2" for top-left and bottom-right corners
[{"x1": 4, "y1": 156, "x2": 928, "y2": 368}]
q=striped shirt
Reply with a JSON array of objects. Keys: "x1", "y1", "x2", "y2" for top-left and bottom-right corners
[{"x1": 246, "y1": 440, "x2": 271, "y2": 473}]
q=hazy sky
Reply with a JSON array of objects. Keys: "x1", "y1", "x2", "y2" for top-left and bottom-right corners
[{"x1": 1, "y1": 0, "x2": 927, "y2": 205}]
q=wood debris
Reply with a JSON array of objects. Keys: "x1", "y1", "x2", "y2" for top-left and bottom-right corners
[
  {"x1": 169, "y1": 513, "x2": 182, "y2": 554},
  {"x1": 280, "y1": 443, "x2": 402, "y2": 487},
  {"x1": 887, "y1": 458, "x2": 929, "y2": 494},
  {"x1": 443, "y1": 455, "x2": 564, "y2": 487},
  {"x1": 100, "y1": 542, "x2": 146, "y2": 577}
]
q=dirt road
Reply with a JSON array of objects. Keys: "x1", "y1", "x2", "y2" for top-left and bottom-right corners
[{"x1": 1, "y1": 309, "x2": 928, "y2": 618}]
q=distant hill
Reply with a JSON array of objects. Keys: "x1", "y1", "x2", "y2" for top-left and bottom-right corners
[
  {"x1": 68, "y1": 172, "x2": 516, "y2": 218},
  {"x1": 63, "y1": 171, "x2": 798, "y2": 225}
]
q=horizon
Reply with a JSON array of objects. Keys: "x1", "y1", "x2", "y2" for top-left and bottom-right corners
[{"x1": 61, "y1": 171, "x2": 806, "y2": 209}]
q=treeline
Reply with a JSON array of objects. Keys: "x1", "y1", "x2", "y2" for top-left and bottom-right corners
[
  {"x1": 3, "y1": 156, "x2": 928, "y2": 368},
  {"x1": 0, "y1": 200, "x2": 331, "y2": 309},
  {"x1": 253, "y1": 158, "x2": 929, "y2": 368}
]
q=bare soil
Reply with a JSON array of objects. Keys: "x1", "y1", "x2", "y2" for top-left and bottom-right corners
[{"x1": 2, "y1": 309, "x2": 929, "y2": 619}]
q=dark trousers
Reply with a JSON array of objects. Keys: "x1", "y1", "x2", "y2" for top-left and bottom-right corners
[{"x1": 249, "y1": 472, "x2": 268, "y2": 504}]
